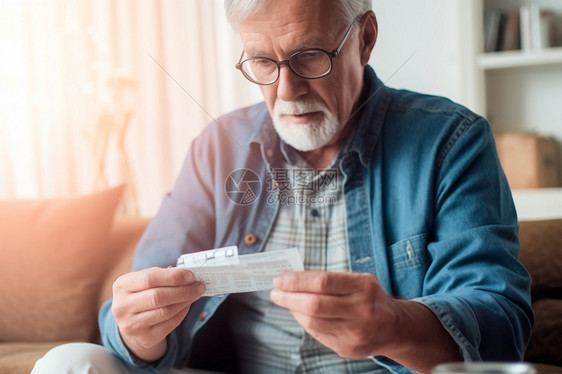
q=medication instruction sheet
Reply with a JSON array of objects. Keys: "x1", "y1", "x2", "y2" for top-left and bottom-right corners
[{"x1": 176, "y1": 247, "x2": 304, "y2": 296}]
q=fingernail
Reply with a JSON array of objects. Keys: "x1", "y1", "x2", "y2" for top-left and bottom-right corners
[
  {"x1": 184, "y1": 271, "x2": 194, "y2": 284},
  {"x1": 196, "y1": 282, "x2": 206, "y2": 294},
  {"x1": 273, "y1": 275, "x2": 283, "y2": 288},
  {"x1": 270, "y1": 289, "x2": 279, "y2": 302}
]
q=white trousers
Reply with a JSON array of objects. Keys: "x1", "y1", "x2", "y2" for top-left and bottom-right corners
[{"x1": 31, "y1": 342, "x2": 220, "y2": 374}]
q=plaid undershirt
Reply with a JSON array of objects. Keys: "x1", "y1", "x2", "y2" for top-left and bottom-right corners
[{"x1": 228, "y1": 153, "x2": 387, "y2": 373}]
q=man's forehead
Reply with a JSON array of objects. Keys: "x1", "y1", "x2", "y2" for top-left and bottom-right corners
[
  {"x1": 239, "y1": 0, "x2": 344, "y2": 34},
  {"x1": 239, "y1": 10, "x2": 345, "y2": 56},
  {"x1": 240, "y1": 30, "x2": 339, "y2": 56}
]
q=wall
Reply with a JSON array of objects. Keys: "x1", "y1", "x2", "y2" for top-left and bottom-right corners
[{"x1": 369, "y1": 0, "x2": 478, "y2": 112}]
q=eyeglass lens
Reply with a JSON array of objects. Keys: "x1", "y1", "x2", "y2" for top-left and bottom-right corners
[{"x1": 241, "y1": 49, "x2": 332, "y2": 84}]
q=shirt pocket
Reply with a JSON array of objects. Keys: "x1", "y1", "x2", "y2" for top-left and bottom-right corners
[{"x1": 387, "y1": 232, "x2": 430, "y2": 299}]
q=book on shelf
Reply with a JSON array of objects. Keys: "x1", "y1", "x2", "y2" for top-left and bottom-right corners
[
  {"x1": 484, "y1": 6, "x2": 559, "y2": 53},
  {"x1": 520, "y1": 6, "x2": 532, "y2": 51},
  {"x1": 501, "y1": 12, "x2": 521, "y2": 51},
  {"x1": 484, "y1": 10, "x2": 506, "y2": 52},
  {"x1": 520, "y1": 4, "x2": 556, "y2": 51},
  {"x1": 484, "y1": 10, "x2": 519, "y2": 52}
]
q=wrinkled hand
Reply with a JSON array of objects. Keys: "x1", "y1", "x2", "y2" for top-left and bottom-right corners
[
  {"x1": 112, "y1": 267, "x2": 206, "y2": 362},
  {"x1": 270, "y1": 271, "x2": 403, "y2": 359}
]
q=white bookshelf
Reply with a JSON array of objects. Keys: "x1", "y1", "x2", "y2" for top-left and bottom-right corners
[
  {"x1": 478, "y1": 46, "x2": 562, "y2": 70},
  {"x1": 472, "y1": 0, "x2": 562, "y2": 123},
  {"x1": 471, "y1": 0, "x2": 562, "y2": 217}
]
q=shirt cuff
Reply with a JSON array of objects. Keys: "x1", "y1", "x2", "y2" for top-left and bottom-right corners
[{"x1": 412, "y1": 296, "x2": 481, "y2": 361}]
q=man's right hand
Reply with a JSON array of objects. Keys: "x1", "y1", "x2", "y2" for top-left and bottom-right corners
[{"x1": 111, "y1": 267, "x2": 206, "y2": 362}]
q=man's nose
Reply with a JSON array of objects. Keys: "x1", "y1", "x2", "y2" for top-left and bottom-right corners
[{"x1": 276, "y1": 65, "x2": 308, "y2": 102}]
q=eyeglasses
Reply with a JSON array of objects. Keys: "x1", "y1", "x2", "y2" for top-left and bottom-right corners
[{"x1": 235, "y1": 20, "x2": 357, "y2": 85}]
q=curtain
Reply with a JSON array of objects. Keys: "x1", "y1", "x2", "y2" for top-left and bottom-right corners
[{"x1": 0, "y1": 0, "x2": 262, "y2": 216}]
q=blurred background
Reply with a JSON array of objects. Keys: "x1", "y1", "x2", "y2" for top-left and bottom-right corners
[{"x1": 1, "y1": 0, "x2": 561, "y2": 218}]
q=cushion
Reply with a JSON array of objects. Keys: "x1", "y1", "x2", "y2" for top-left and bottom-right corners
[
  {"x1": 0, "y1": 186, "x2": 123, "y2": 342},
  {"x1": 518, "y1": 219, "x2": 562, "y2": 297},
  {"x1": 0, "y1": 341, "x2": 65, "y2": 374},
  {"x1": 525, "y1": 298, "x2": 562, "y2": 367},
  {"x1": 96, "y1": 217, "x2": 150, "y2": 311},
  {"x1": 530, "y1": 363, "x2": 562, "y2": 374}
]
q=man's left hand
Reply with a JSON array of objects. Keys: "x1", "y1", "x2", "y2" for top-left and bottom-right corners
[{"x1": 270, "y1": 271, "x2": 404, "y2": 358}]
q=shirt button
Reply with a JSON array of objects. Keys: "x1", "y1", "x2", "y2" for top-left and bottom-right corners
[
  {"x1": 310, "y1": 208, "x2": 319, "y2": 218},
  {"x1": 198, "y1": 312, "x2": 206, "y2": 321},
  {"x1": 244, "y1": 233, "x2": 257, "y2": 245}
]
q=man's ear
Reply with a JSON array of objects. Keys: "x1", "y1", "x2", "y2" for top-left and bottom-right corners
[{"x1": 359, "y1": 11, "x2": 377, "y2": 66}]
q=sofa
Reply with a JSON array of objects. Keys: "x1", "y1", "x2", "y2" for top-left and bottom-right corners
[
  {"x1": 518, "y1": 219, "x2": 562, "y2": 373},
  {"x1": 0, "y1": 186, "x2": 560, "y2": 374},
  {"x1": 0, "y1": 186, "x2": 150, "y2": 374}
]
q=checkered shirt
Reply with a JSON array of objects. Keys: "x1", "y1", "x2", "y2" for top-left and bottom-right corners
[{"x1": 228, "y1": 155, "x2": 387, "y2": 373}]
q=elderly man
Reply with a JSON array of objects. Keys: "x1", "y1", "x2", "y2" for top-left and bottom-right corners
[{"x1": 33, "y1": 0, "x2": 533, "y2": 373}]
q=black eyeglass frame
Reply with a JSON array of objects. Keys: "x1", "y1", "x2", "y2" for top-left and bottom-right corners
[{"x1": 235, "y1": 19, "x2": 358, "y2": 85}]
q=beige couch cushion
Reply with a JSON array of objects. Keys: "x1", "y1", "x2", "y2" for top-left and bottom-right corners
[
  {"x1": 0, "y1": 342, "x2": 65, "y2": 374},
  {"x1": 96, "y1": 217, "x2": 149, "y2": 311},
  {"x1": 519, "y1": 219, "x2": 562, "y2": 296},
  {"x1": 519, "y1": 219, "x2": 562, "y2": 369},
  {"x1": 0, "y1": 186, "x2": 123, "y2": 342}
]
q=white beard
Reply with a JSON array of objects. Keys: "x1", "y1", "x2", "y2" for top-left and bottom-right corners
[{"x1": 272, "y1": 99, "x2": 341, "y2": 152}]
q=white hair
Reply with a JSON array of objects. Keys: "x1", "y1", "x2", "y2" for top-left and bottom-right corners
[{"x1": 224, "y1": 0, "x2": 372, "y2": 30}]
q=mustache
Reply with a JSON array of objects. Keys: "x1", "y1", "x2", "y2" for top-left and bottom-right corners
[{"x1": 274, "y1": 99, "x2": 329, "y2": 116}]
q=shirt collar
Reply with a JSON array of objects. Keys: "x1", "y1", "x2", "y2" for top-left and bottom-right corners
[{"x1": 341, "y1": 66, "x2": 390, "y2": 168}]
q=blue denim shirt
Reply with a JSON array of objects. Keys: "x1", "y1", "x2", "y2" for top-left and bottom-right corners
[{"x1": 99, "y1": 66, "x2": 533, "y2": 373}]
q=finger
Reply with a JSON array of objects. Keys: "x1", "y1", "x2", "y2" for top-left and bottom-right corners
[
  {"x1": 123, "y1": 281, "x2": 206, "y2": 314},
  {"x1": 147, "y1": 303, "x2": 192, "y2": 342},
  {"x1": 114, "y1": 267, "x2": 196, "y2": 293},
  {"x1": 274, "y1": 271, "x2": 376, "y2": 295},
  {"x1": 270, "y1": 289, "x2": 355, "y2": 319},
  {"x1": 290, "y1": 310, "x2": 342, "y2": 337},
  {"x1": 137, "y1": 300, "x2": 193, "y2": 327},
  {"x1": 290, "y1": 311, "x2": 375, "y2": 359},
  {"x1": 121, "y1": 303, "x2": 192, "y2": 349}
]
